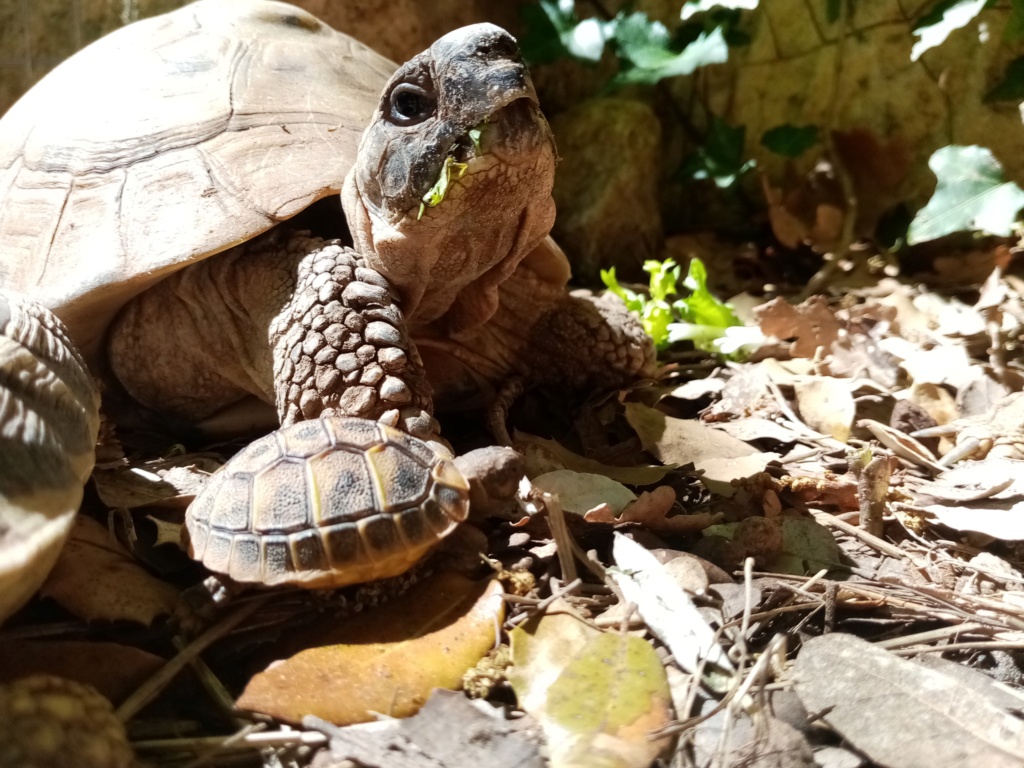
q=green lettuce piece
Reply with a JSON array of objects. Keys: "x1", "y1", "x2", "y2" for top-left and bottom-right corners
[
  {"x1": 417, "y1": 156, "x2": 467, "y2": 220},
  {"x1": 602, "y1": 257, "x2": 753, "y2": 357}
]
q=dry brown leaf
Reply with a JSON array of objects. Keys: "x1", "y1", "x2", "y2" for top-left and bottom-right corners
[
  {"x1": 793, "y1": 378, "x2": 855, "y2": 443},
  {"x1": 237, "y1": 573, "x2": 504, "y2": 725},
  {"x1": 755, "y1": 297, "x2": 841, "y2": 358},
  {"x1": 0, "y1": 640, "x2": 163, "y2": 704},
  {"x1": 309, "y1": 689, "x2": 543, "y2": 768},
  {"x1": 859, "y1": 419, "x2": 943, "y2": 473},
  {"x1": 712, "y1": 417, "x2": 803, "y2": 445},
  {"x1": 762, "y1": 169, "x2": 845, "y2": 252},
  {"x1": 909, "y1": 382, "x2": 959, "y2": 426},
  {"x1": 795, "y1": 633, "x2": 1024, "y2": 767},
  {"x1": 514, "y1": 431, "x2": 670, "y2": 486},
  {"x1": 532, "y1": 470, "x2": 636, "y2": 515},
  {"x1": 40, "y1": 516, "x2": 178, "y2": 625},
  {"x1": 583, "y1": 487, "x2": 718, "y2": 535},
  {"x1": 625, "y1": 403, "x2": 758, "y2": 471},
  {"x1": 909, "y1": 458, "x2": 1024, "y2": 540},
  {"x1": 698, "y1": 454, "x2": 782, "y2": 498},
  {"x1": 896, "y1": 345, "x2": 976, "y2": 390},
  {"x1": 93, "y1": 456, "x2": 221, "y2": 509}
]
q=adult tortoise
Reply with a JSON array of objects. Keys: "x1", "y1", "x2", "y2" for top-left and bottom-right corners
[{"x1": 0, "y1": 0, "x2": 654, "y2": 616}]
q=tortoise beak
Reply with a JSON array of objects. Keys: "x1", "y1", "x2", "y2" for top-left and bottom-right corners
[{"x1": 430, "y1": 24, "x2": 539, "y2": 136}]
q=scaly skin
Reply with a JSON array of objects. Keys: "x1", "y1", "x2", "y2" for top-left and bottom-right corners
[
  {"x1": 0, "y1": 292, "x2": 99, "y2": 623},
  {"x1": 108, "y1": 231, "x2": 438, "y2": 440}
]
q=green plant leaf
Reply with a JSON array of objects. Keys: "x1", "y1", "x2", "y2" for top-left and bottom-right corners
[
  {"x1": 418, "y1": 156, "x2": 467, "y2": 219},
  {"x1": 761, "y1": 124, "x2": 820, "y2": 158},
  {"x1": 605, "y1": 256, "x2": 752, "y2": 356},
  {"x1": 910, "y1": 0, "x2": 987, "y2": 61},
  {"x1": 520, "y1": 0, "x2": 608, "y2": 64},
  {"x1": 907, "y1": 145, "x2": 1024, "y2": 243},
  {"x1": 680, "y1": 114, "x2": 754, "y2": 188},
  {"x1": 611, "y1": 18, "x2": 729, "y2": 84}
]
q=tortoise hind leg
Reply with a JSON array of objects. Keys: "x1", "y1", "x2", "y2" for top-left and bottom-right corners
[{"x1": 0, "y1": 291, "x2": 100, "y2": 624}]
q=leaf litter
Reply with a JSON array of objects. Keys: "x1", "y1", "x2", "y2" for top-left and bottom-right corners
[{"x1": 28, "y1": 256, "x2": 1024, "y2": 768}]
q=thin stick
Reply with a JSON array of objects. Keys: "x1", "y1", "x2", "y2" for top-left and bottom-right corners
[{"x1": 117, "y1": 594, "x2": 270, "y2": 722}]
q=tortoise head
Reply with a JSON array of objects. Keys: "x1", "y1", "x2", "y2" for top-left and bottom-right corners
[{"x1": 342, "y1": 24, "x2": 556, "y2": 334}]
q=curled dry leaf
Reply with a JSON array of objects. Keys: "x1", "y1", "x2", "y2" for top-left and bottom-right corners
[
  {"x1": 910, "y1": 458, "x2": 1024, "y2": 540},
  {"x1": 585, "y1": 487, "x2": 719, "y2": 535},
  {"x1": 859, "y1": 419, "x2": 943, "y2": 473},
  {"x1": 509, "y1": 601, "x2": 672, "y2": 768},
  {"x1": 40, "y1": 516, "x2": 178, "y2": 625},
  {"x1": 237, "y1": 573, "x2": 504, "y2": 725}
]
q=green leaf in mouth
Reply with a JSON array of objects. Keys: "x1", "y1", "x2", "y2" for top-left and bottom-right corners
[{"x1": 418, "y1": 155, "x2": 468, "y2": 220}]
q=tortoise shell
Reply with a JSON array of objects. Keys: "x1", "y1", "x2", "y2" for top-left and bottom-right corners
[
  {"x1": 0, "y1": 0, "x2": 394, "y2": 357},
  {"x1": 184, "y1": 417, "x2": 470, "y2": 588}
]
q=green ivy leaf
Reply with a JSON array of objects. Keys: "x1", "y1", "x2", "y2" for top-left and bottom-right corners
[
  {"x1": 907, "y1": 145, "x2": 1024, "y2": 244},
  {"x1": 761, "y1": 124, "x2": 819, "y2": 158},
  {"x1": 611, "y1": 17, "x2": 729, "y2": 85},
  {"x1": 680, "y1": 114, "x2": 754, "y2": 188}
]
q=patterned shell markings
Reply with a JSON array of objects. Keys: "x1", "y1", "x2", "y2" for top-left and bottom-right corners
[{"x1": 185, "y1": 418, "x2": 471, "y2": 588}]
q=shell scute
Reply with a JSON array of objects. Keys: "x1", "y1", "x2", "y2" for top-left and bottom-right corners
[
  {"x1": 250, "y1": 459, "x2": 310, "y2": 534},
  {"x1": 365, "y1": 442, "x2": 432, "y2": 511},
  {"x1": 185, "y1": 417, "x2": 472, "y2": 587},
  {"x1": 310, "y1": 448, "x2": 378, "y2": 524},
  {"x1": 279, "y1": 418, "x2": 332, "y2": 458}
]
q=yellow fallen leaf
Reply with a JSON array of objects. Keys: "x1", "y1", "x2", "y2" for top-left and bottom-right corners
[
  {"x1": 237, "y1": 572, "x2": 504, "y2": 725},
  {"x1": 510, "y1": 607, "x2": 673, "y2": 768},
  {"x1": 40, "y1": 516, "x2": 178, "y2": 625}
]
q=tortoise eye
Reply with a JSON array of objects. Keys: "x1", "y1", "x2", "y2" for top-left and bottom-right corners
[{"x1": 389, "y1": 83, "x2": 435, "y2": 125}]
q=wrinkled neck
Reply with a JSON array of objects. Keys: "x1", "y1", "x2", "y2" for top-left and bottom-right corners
[{"x1": 341, "y1": 149, "x2": 556, "y2": 334}]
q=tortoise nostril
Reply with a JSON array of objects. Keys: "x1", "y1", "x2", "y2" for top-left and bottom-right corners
[{"x1": 476, "y1": 35, "x2": 521, "y2": 62}]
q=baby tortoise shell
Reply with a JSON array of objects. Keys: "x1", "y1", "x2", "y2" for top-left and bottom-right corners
[{"x1": 184, "y1": 417, "x2": 469, "y2": 588}]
